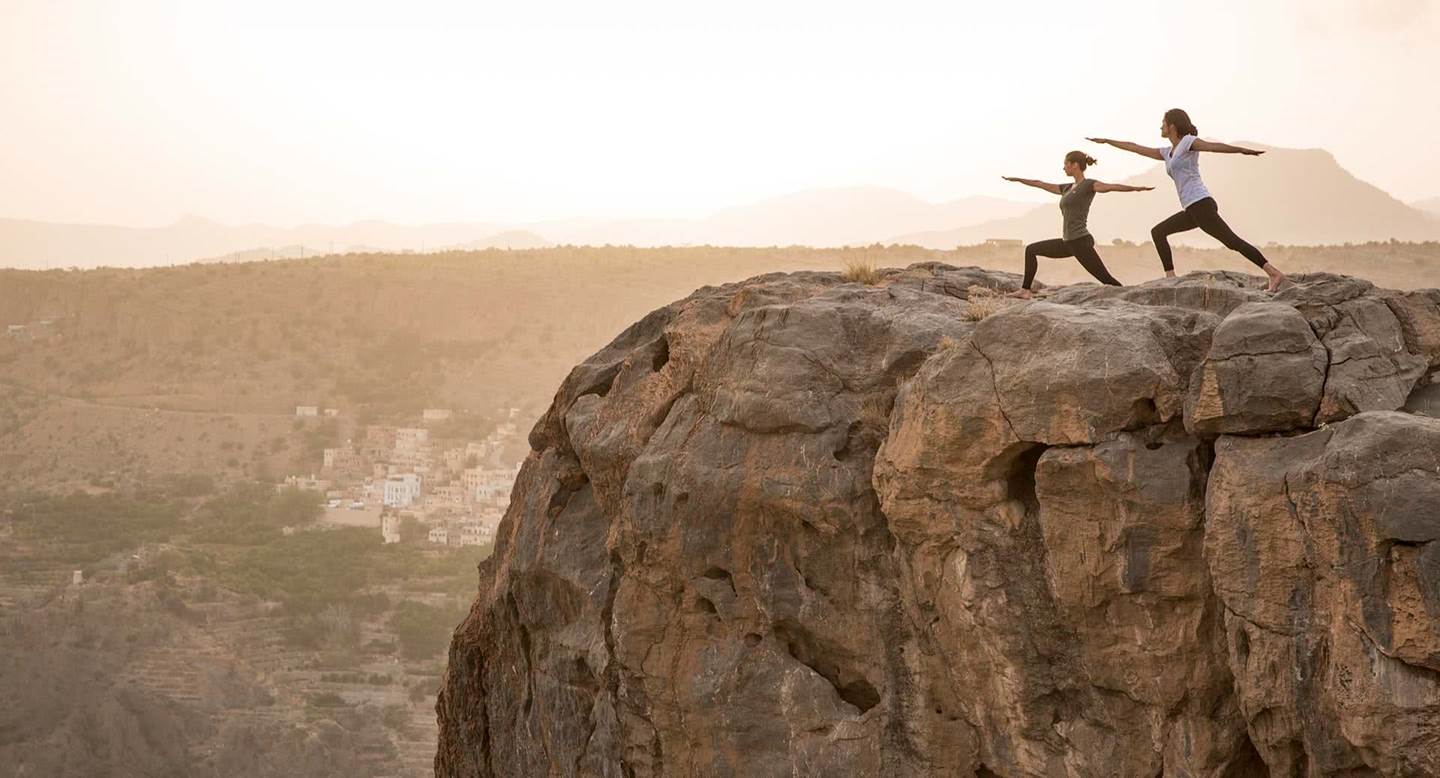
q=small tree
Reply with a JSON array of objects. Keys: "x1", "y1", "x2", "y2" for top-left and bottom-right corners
[{"x1": 318, "y1": 604, "x2": 360, "y2": 648}]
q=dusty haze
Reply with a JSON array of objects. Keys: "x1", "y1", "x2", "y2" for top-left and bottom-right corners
[{"x1": 3, "y1": 0, "x2": 1438, "y2": 229}]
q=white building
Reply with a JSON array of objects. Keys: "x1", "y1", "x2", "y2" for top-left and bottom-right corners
[
  {"x1": 295, "y1": 405, "x2": 320, "y2": 417},
  {"x1": 394, "y1": 427, "x2": 432, "y2": 469},
  {"x1": 381, "y1": 514, "x2": 402, "y2": 544},
  {"x1": 463, "y1": 465, "x2": 520, "y2": 503},
  {"x1": 459, "y1": 522, "x2": 495, "y2": 547},
  {"x1": 427, "y1": 525, "x2": 450, "y2": 545},
  {"x1": 430, "y1": 484, "x2": 466, "y2": 506},
  {"x1": 323, "y1": 447, "x2": 361, "y2": 473},
  {"x1": 422, "y1": 408, "x2": 453, "y2": 421},
  {"x1": 474, "y1": 483, "x2": 509, "y2": 501},
  {"x1": 443, "y1": 447, "x2": 469, "y2": 474},
  {"x1": 383, "y1": 473, "x2": 422, "y2": 508}
]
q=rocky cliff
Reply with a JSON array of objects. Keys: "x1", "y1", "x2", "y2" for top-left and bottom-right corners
[{"x1": 435, "y1": 265, "x2": 1440, "y2": 777}]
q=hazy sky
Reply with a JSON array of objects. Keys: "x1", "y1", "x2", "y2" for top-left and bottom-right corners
[{"x1": 2, "y1": 0, "x2": 1437, "y2": 227}]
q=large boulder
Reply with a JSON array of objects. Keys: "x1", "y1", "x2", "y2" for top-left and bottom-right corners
[
  {"x1": 1184, "y1": 302, "x2": 1327, "y2": 435},
  {"x1": 1033, "y1": 429, "x2": 1254, "y2": 776},
  {"x1": 1383, "y1": 288, "x2": 1440, "y2": 367},
  {"x1": 437, "y1": 267, "x2": 1440, "y2": 778},
  {"x1": 1206, "y1": 412, "x2": 1440, "y2": 776}
]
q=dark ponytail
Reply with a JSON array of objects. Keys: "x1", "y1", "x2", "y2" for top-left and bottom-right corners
[
  {"x1": 1164, "y1": 108, "x2": 1198, "y2": 137},
  {"x1": 1065, "y1": 150, "x2": 1097, "y2": 170}
]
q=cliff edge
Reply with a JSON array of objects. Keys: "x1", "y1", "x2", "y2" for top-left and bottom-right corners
[{"x1": 435, "y1": 265, "x2": 1440, "y2": 777}]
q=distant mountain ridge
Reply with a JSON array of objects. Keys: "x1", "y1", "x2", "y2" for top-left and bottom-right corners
[
  {"x1": 3, "y1": 147, "x2": 1435, "y2": 268},
  {"x1": 546, "y1": 187, "x2": 1034, "y2": 248},
  {"x1": 896, "y1": 144, "x2": 1440, "y2": 248},
  {"x1": 0, "y1": 187, "x2": 1035, "y2": 269},
  {"x1": 0, "y1": 216, "x2": 551, "y2": 269}
]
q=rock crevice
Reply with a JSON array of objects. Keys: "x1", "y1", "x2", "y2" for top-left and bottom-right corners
[{"x1": 437, "y1": 267, "x2": 1440, "y2": 777}]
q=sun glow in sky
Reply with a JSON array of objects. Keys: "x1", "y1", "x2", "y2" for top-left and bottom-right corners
[{"x1": 2, "y1": 0, "x2": 1437, "y2": 227}]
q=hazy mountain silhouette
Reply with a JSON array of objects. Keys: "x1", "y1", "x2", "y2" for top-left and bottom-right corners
[
  {"x1": 4, "y1": 151, "x2": 1434, "y2": 269},
  {"x1": 198, "y1": 230, "x2": 552, "y2": 264},
  {"x1": 1412, "y1": 197, "x2": 1440, "y2": 218},
  {"x1": 0, "y1": 216, "x2": 542, "y2": 269},
  {"x1": 540, "y1": 187, "x2": 1034, "y2": 247},
  {"x1": 0, "y1": 188, "x2": 1031, "y2": 268},
  {"x1": 896, "y1": 145, "x2": 1440, "y2": 248}
]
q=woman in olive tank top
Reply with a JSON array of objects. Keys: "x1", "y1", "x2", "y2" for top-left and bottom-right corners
[{"x1": 1002, "y1": 151, "x2": 1153, "y2": 299}]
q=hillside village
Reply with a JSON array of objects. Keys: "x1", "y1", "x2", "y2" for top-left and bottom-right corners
[
  {"x1": 0, "y1": 402, "x2": 519, "y2": 777},
  {"x1": 282, "y1": 406, "x2": 521, "y2": 549}
]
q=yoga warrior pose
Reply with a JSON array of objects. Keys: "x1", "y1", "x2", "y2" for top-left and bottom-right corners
[
  {"x1": 1088, "y1": 108, "x2": 1288, "y2": 292},
  {"x1": 1002, "y1": 151, "x2": 1152, "y2": 299}
]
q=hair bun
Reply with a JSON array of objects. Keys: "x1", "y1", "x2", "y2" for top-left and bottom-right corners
[{"x1": 1085, "y1": 155, "x2": 1098, "y2": 166}]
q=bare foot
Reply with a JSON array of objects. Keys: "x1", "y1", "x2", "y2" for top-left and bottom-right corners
[
  {"x1": 1264, "y1": 266, "x2": 1287, "y2": 293},
  {"x1": 1008, "y1": 289, "x2": 1033, "y2": 300}
]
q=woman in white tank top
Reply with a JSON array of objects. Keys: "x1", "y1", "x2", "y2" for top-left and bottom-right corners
[{"x1": 1087, "y1": 109, "x2": 1288, "y2": 293}]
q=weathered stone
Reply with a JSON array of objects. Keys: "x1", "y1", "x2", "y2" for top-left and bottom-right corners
[
  {"x1": 1206, "y1": 412, "x2": 1440, "y2": 776},
  {"x1": 1034, "y1": 430, "x2": 1256, "y2": 776},
  {"x1": 970, "y1": 302, "x2": 1212, "y2": 445},
  {"x1": 438, "y1": 266, "x2": 1440, "y2": 778},
  {"x1": 1185, "y1": 302, "x2": 1328, "y2": 435},
  {"x1": 1384, "y1": 288, "x2": 1440, "y2": 367},
  {"x1": 1274, "y1": 271, "x2": 1376, "y2": 310},
  {"x1": 1313, "y1": 296, "x2": 1428, "y2": 423},
  {"x1": 1046, "y1": 269, "x2": 1263, "y2": 317}
]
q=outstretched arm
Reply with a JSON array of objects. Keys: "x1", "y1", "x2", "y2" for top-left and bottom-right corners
[
  {"x1": 1086, "y1": 137, "x2": 1163, "y2": 161},
  {"x1": 1001, "y1": 176, "x2": 1063, "y2": 195},
  {"x1": 1093, "y1": 182, "x2": 1155, "y2": 193},
  {"x1": 1191, "y1": 139, "x2": 1264, "y2": 155}
]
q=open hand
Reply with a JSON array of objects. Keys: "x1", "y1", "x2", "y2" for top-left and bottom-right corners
[
  {"x1": 1001, "y1": 176, "x2": 1021, "y2": 182},
  {"x1": 1138, "y1": 186, "x2": 1154, "y2": 191},
  {"x1": 1085, "y1": 137, "x2": 1110, "y2": 145},
  {"x1": 1242, "y1": 148, "x2": 1265, "y2": 156}
]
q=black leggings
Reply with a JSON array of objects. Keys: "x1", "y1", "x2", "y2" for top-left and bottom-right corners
[
  {"x1": 1022, "y1": 235, "x2": 1122, "y2": 290},
  {"x1": 1151, "y1": 197, "x2": 1267, "y2": 272}
]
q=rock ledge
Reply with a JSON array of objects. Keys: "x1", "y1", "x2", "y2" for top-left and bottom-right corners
[{"x1": 437, "y1": 267, "x2": 1440, "y2": 777}]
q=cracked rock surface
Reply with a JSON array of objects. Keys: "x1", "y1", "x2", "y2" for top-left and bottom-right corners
[{"x1": 435, "y1": 266, "x2": 1440, "y2": 777}]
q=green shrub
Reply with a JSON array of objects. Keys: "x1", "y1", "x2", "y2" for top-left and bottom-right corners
[
  {"x1": 193, "y1": 482, "x2": 322, "y2": 544},
  {"x1": 9, "y1": 491, "x2": 183, "y2": 564}
]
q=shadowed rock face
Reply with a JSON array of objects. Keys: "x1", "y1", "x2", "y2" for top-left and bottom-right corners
[{"x1": 435, "y1": 266, "x2": 1440, "y2": 778}]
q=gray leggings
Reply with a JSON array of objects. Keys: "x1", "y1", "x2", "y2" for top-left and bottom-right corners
[{"x1": 1022, "y1": 234, "x2": 1122, "y2": 290}]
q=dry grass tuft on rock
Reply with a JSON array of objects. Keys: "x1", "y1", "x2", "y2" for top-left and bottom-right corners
[
  {"x1": 842, "y1": 260, "x2": 883, "y2": 286},
  {"x1": 960, "y1": 284, "x2": 1012, "y2": 321}
]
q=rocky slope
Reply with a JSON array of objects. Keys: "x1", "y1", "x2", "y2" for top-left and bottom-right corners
[{"x1": 435, "y1": 265, "x2": 1440, "y2": 777}]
